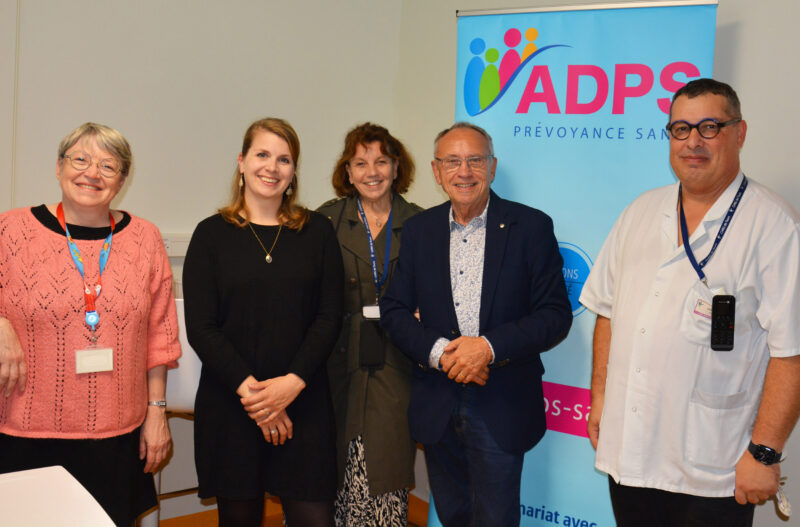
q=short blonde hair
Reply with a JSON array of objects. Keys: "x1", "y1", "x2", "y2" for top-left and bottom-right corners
[{"x1": 57, "y1": 122, "x2": 133, "y2": 177}]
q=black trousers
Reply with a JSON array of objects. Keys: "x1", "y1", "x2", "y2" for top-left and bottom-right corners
[
  {"x1": 0, "y1": 430, "x2": 156, "y2": 526},
  {"x1": 608, "y1": 476, "x2": 755, "y2": 527}
]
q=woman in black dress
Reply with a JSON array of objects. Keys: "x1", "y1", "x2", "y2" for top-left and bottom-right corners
[{"x1": 183, "y1": 117, "x2": 343, "y2": 526}]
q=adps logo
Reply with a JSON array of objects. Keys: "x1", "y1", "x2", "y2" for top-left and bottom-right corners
[
  {"x1": 464, "y1": 27, "x2": 568, "y2": 116},
  {"x1": 463, "y1": 26, "x2": 701, "y2": 117},
  {"x1": 558, "y1": 242, "x2": 592, "y2": 317}
]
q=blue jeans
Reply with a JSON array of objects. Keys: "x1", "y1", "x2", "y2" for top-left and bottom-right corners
[{"x1": 424, "y1": 386, "x2": 524, "y2": 527}]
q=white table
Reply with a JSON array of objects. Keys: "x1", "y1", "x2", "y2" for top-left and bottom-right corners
[{"x1": 0, "y1": 465, "x2": 115, "y2": 526}]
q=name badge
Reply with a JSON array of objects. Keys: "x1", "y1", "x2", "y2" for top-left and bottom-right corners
[
  {"x1": 693, "y1": 298, "x2": 713, "y2": 320},
  {"x1": 75, "y1": 347, "x2": 114, "y2": 374},
  {"x1": 362, "y1": 305, "x2": 380, "y2": 320}
]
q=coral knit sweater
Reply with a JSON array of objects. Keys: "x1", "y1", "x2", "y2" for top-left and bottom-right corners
[{"x1": 0, "y1": 206, "x2": 181, "y2": 439}]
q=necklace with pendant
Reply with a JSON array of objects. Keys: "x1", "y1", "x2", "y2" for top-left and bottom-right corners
[{"x1": 249, "y1": 223, "x2": 282, "y2": 263}]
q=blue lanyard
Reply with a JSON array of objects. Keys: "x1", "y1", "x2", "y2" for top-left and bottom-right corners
[
  {"x1": 356, "y1": 196, "x2": 393, "y2": 302},
  {"x1": 679, "y1": 176, "x2": 747, "y2": 286},
  {"x1": 56, "y1": 203, "x2": 115, "y2": 332}
]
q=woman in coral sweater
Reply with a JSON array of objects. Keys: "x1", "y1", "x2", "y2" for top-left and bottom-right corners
[{"x1": 0, "y1": 122, "x2": 181, "y2": 526}]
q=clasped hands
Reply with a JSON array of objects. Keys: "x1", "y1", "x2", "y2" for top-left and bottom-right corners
[
  {"x1": 439, "y1": 336, "x2": 492, "y2": 386},
  {"x1": 239, "y1": 373, "x2": 305, "y2": 445}
]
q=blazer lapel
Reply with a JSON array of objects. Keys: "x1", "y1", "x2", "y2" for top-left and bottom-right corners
[
  {"x1": 338, "y1": 198, "x2": 374, "y2": 268},
  {"x1": 389, "y1": 196, "x2": 416, "y2": 262},
  {"x1": 480, "y1": 193, "x2": 511, "y2": 331}
]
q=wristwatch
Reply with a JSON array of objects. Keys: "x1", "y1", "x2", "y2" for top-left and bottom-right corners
[{"x1": 748, "y1": 441, "x2": 782, "y2": 465}]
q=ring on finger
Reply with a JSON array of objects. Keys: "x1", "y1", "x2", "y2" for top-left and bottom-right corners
[{"x1": 270, "y1": 429, "x2": 277, "y2": 434}]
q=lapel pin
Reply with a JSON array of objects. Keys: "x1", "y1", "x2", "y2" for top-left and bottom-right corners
[{"x1": 499, "y1": 223, "x2": 506, "y2": 229}]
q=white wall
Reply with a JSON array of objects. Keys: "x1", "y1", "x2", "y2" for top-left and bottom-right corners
[
  {"x1": 6, "y1": 0, "x2": 402, "y2": 230},
  {"x1": 2, "y1": 1, "x2": 798, "y2": 525},
  {"x1": 0, "y1": 0, "x2": 17, "y2": 212},
  {"x1": 715, "y1": 1, "x2": 799, "y2": 202}
]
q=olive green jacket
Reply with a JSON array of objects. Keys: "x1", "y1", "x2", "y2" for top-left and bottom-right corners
[{"x1": 318, "y1": 195, "x2": 422, "y2": 495}]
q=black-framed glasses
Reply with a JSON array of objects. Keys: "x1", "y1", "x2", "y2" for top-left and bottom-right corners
[
  {"x1": 435, "y1": 155, "x2": 494, "y2": 172},
  {"x1": 666, "y1": 118, "x2": 741, "y2": 140},
  {"x1": 63, "y1": 151, "x2": 122, "y2": 178}
]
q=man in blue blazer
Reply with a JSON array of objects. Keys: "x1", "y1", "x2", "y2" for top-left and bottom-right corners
[{"x1": 380, "y1": 122, "x2": 572, "y2": 526}]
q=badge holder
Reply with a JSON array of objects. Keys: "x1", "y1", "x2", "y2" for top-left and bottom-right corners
[
  {"x1": 679, "y1": 178, "x2": 746, "y2": 353},
  {"x1": 75, "y1": 303, "x2": 113, "y2": 374},
  {"x1": 362, "y1": 304, "x2": 380, "y2": 320},
  {"x1": 355, "y1": 197, "x2": 393, "y2": 371},
  {"x1": 58, "y1": 203, "x2": 115, "y2": 375}
]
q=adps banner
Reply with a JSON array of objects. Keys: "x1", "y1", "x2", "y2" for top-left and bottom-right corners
[{"x1": 430, "y1": 2, "x2": 717, "y2": 526}]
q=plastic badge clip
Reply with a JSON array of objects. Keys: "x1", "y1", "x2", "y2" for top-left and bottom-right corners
[{"x1": 86, "y1": 310, "x2": 99, "y2": 332}]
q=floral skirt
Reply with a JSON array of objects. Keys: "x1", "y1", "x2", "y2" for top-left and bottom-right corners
[{"x1": 334, "y1": 435, "x2": 408, "y2": 527}]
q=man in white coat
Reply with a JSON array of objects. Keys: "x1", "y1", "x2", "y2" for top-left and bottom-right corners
[{"x1": 580, "y1": 78, "x2": 800, "y2": 526}]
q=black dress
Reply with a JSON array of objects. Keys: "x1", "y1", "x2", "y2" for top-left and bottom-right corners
[{"x1": 183, "y1": 212, "x2": 343, "y2": 501}]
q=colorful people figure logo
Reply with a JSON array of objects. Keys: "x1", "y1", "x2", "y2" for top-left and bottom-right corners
[
  {"x1": 479, "y1": 48, "x2": 501, "y2": 110},
  {"x1": 522, "y1": 27, "x2": 539, "y2": 61},
  {"x1": 464, "y1": 38, "x2": 487, "y2": 116},
  {"x1": 463, "y1": 26, "x2": 567, "y2": 116},
  {"x1": 499, "y1": 28, "x2": 522, "y2": 88}
]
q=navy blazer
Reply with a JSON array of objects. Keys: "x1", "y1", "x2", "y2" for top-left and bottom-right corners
[{"x1": 380, "y1": 191, "x2": 572, "y2": 454}]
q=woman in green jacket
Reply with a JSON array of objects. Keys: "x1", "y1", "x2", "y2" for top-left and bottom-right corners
[{"x1": 318, "y1": 123, "x2": 423, "y2": 527}]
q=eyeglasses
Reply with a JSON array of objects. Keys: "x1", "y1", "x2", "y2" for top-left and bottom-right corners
[
  {"x1": 435, "y1": 155, "x2": 493, "y2": 172},
  {"x1": 63, "y1": 151, "x2": 122, "y2": 178},
  {"x1": 666, "y1": 118, "x2": 741, "y2": 140}
]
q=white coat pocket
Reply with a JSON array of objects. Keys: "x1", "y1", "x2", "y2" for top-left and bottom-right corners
[{"x1": 685, "y1": 387, "x2": 755, "y2": 470}]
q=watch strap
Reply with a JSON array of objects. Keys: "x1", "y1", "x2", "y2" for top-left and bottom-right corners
[{"x1": 748, "y1": 441, "x2": 783, "y2": 465}]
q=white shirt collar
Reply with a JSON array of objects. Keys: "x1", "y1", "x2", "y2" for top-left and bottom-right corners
[{"x1": 449, "y1": 195, "x2": 490, "y2": 229}]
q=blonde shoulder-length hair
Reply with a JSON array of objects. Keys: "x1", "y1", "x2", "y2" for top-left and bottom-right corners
[{"x1": 219, "y1": 117, "x2": 309, "y2": 230}]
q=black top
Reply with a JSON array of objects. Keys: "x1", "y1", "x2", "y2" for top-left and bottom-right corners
[
  {"x1": 183, "y1": 212, "x2": 344, "y2": 500},
  {"x1": 31, "y1": 204, "x2": 131, "y2": 239}
]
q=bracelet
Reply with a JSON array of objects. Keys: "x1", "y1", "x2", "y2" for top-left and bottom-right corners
[{"x1": 147, "y1": 400, "x2": 167, "y2": 408}]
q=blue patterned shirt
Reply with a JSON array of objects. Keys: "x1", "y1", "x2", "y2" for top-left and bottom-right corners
[{"x1": 428, "y1": 199, "x2": 495, "y2": 368}]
